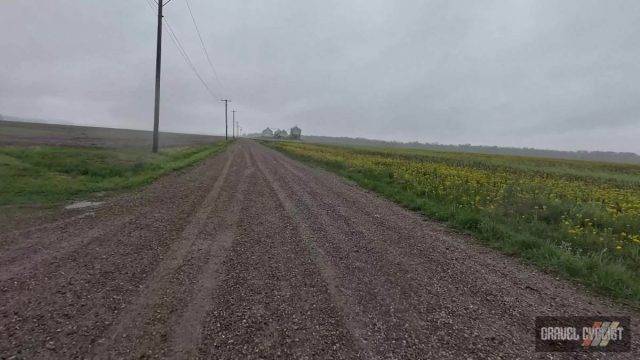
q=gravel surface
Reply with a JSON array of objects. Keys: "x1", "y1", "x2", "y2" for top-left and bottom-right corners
[{"x1": 1, "y1": 140, "x2": 638, "y2": 359}]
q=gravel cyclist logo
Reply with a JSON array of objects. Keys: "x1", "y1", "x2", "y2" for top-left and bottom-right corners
[
  {"x1": 581, "y1": 321, "x2": 624, "y2": 348},
  {"x1": 535, "y1": 316, "x2": 631, "y2": 352}
]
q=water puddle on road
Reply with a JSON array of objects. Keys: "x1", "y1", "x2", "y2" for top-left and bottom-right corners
[{"x1": 65, "y1": 201, "x2": 104, "y2": 210}]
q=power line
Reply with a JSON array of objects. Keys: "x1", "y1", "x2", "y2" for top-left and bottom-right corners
[
  {"x1": 143, "y1": 0, "x2": 218, "y2": 99},
  {"x1": 164, "y1": 20, "x2": 218, "y2": 99},
  {"x1": 144, "y1": 0, "x2": 158, "y2": 12},
  {"x1": 184, "y1": 0, "x2": 226, "y2": 92},
  {"x1": 143, "y1": 0, "x2": 232, "y2": 143}
]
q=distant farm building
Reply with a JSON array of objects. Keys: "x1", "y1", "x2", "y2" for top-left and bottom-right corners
[
  {"x1": 260, "y1": 126, "x2": 301, "y2": 140},
  {"x1": 274, "y1": 129, "x2": 288, "y2": 139},
  {"x1": 290, "y1": 126, "x2": 302, "y2": 140}
]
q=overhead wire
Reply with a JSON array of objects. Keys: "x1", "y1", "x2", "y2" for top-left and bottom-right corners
[
  {"x1": 164, "y1": 20, "x2": 219, "y2": 98},
  {"x1": 184, "y1": 0, "x2": 226, "y2": 93},
  {"x1": 142, "y1": 0, "x2": 218, "y2": 99}
]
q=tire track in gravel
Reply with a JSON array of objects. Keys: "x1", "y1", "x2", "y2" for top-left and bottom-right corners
[
  {"x1": 197, "y1": 144, "x2": 362, "y2": 359},
  {"x1": 0, "y1": 146, "x2": 231, "y2": 284},
  {"x1": 257, "y1": 145, "x2": 557, "y2": 357},
  {"x1": 259, "y1": 146, "x2": 519, "y2": 357},
  {"x1": 167, "y1": 146, "x2": 255, "y2": 359},
  {"x1": 259, "y1": 142, "x2": 640, "y2": 358},
  {"x1": 249, "y1": 144, "x2": 374, "y2": 359},
  {"x1": 258, "y1": 148, "x2": 440, "y2": 357},
  {"x1": 90, "y1": 146, "x2": 238, "y2": 357},
  {"x1": 0, "y1": 145, "x2": 234, "y2": 358},
  {"x1": 0, "y1": 214, "x2": 135, "y2": 282},
  {"x1": 118, "y1": 146, "x2": 253, "y2": 359},
  {"x1": 270, "y1": 148, "x2": 634, "y2": 316}
]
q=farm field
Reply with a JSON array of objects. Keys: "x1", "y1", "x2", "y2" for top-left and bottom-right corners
[
  {"x1": 0, "y1": 120, "x2": 221, "y2": 148},
  {"x1": 267, "y1": 141, "x2": 640, "y2": 305},
  {"x1": 0, "y1": 143, "x2": 228, "y2": 207},
  {"x1": 0, "y1": 121, "x2": 227, "y2": 232}
]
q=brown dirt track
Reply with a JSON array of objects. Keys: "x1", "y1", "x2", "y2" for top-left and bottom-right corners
[{"x1": 1, "y1": 140, "x2": 638, "y2": 359}]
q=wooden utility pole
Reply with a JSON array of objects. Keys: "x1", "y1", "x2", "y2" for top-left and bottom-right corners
[
  {"x1": 221, "y1": 99, "x2": 230, "y2": 140},
  {"x1": 232, "y1": 110, "x2": 236, "y2": 139},
  {"x1": 152, "y1": 0, "x2": 164, "y2": 153}
]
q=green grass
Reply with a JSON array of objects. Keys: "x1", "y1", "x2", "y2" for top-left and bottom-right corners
[
  {"x1": 0, "y1": 142, "x2": 229, "y2": 206},
  {"x1": 266, "y1": 140, "x2": 640, "y2": 307}
]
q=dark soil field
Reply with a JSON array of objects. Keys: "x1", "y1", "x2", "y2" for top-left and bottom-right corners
[{"x1": 0, "y1": 120, "x2": 221, "y2": 148}]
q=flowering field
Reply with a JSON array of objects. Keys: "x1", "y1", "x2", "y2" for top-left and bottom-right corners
[{"x1": 268, "y1": 141, "x2": 640, "y2": 304}]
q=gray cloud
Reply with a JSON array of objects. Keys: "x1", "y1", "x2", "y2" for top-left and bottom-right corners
[{"x1": 1, "y1": 0, "x2": 639, "y2": 152}]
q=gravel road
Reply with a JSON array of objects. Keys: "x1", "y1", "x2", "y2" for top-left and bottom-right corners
[{"x1": 1, "y1": 140, "x2": 638, "y2": 359}]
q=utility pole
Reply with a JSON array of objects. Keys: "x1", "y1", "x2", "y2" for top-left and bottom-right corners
[
  {"x1": 221, "y1": 99, "x2": 230, "y2": 140},
  {"x1": 151, "y1": 0, "x2": 164, "y2": 153},
  {"x1": 232, "y1": 110, "x2": 237, "y2": 139}
]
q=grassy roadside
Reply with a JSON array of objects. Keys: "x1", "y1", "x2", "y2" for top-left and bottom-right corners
[
  {"x1": 265, "y1": 141, "x2": 640, "y2": 308},
  {"x1": 0, "y1": 141, "x2": 229, "y2": 206}
]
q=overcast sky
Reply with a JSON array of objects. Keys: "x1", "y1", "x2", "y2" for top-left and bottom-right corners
[{"x1": 1, "y1": 0, "x2": 639, "y2": 153}]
